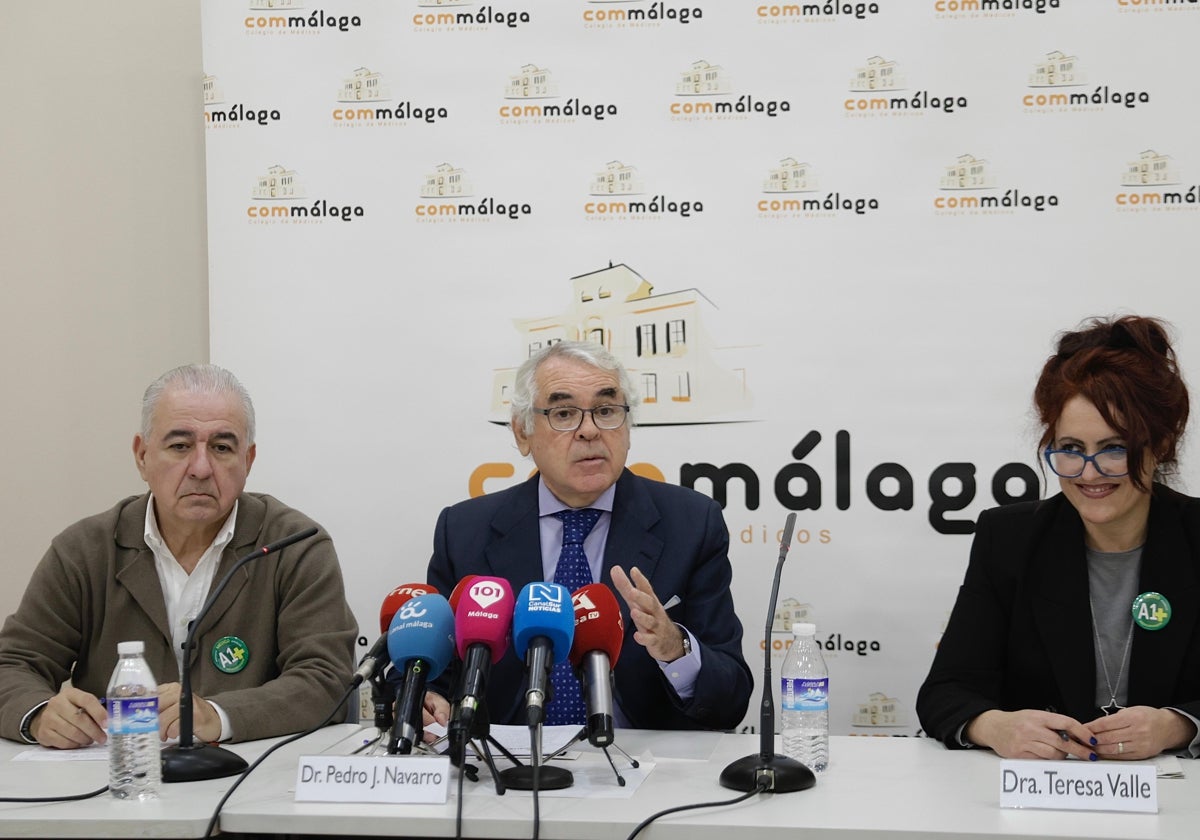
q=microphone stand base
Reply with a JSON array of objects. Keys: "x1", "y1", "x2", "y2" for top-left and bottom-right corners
[
  {"x1": 498, "y1": 764, "x2": 573, "y2": 791},
  {"x1": 719, "y1": 753, "x2": 816, "y2": 793},
  {"x1": 162, "y1": 742, "x2": 249, "y2": 783}
]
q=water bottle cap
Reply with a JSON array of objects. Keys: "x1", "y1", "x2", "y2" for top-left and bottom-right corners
[
  {"x1": 116, "y1": 641, "x2": 145, "y2": 655},
  {"x1": 792, "y1": 622, "x2": 817, "y2": 637}
]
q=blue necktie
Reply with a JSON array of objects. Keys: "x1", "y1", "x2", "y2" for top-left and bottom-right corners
[{"x1": 546, "y1": 508, "x2": 602, "y2": 726}]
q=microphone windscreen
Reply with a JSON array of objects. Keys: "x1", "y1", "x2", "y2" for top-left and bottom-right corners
[
  {"x1": 512, "y1": 582, "x2": 574, "y2": 663},
  {"x1": 379, "y1": 583, "x2": 438, "y2": 635},
  {"x1": 388, "y1": 594, "x2": 455, "y2": 679},
  {"x1": 448, "y1": 575, "x2": 480, "y2": 613},
  {"x1": 454, "y1": 577, "x2": 514, "y2": 662},
  {"x1": 569, "y1": 583, "x2": 624, "y2": 669}
]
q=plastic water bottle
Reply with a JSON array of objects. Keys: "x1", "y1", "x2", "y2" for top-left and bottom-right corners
[
  {"x1": 106, "y1": 640, "x2": 161, "y2": 799},
  {"x1": 780, "y1": 622, "x2": 829, "y2": 772}
]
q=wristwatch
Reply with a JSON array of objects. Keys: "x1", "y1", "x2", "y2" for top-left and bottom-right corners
[{"x1": 677, "y1": 624, "x2": 692, "y2": 657}]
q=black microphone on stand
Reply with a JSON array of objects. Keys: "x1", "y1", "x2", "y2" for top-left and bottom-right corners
[
  {"x1": 719, "y1": 513, "x2": 816, "y2": 793},
  {"x1": 161, "y1": 526, "x2": 318, "y2": 783}
]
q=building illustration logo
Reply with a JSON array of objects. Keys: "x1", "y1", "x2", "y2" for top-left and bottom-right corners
[
  {"x1": 676, "y1": 59, "x2": 732, "y2": 96},
  {"x1": 416, "y1": 163, "x2": 532, "y2": 221},
  {"x1": 590, "y1": 161, "x2": 644, "y2": 196},
  {"x1": 670, "y1": 60, "x2": 790, "y2": 120},
  {"x1": 1121, "y1": 150, "x2": 1177, "y2": 187},
  {"x1": 499, "y1": 64, "x2": 618, "y2": 122},
  {"x1": 203, "y1": 74, "x2": 223, "y2": 105},
  {"x1": 936, "y1": 154, "x2": 1059, "y2": 214},
  {"x1": 421, "y1": 163, "x2": 473, "y2": 198},
  {"x1": 1028, "y1": 50, "x2": 1084, "y2": 87},
  {"x1": 772, "y1": 598, "x2": 814, "y2": 633},
  {"x1": 852, "y1": 692, "x2": 907, "y2": 728},
  {"x1": 1115, "y1": 150, "x2": 1198, "y2": 212},
  {"x1": 763, "y1": 159, "x2": 819, "y2": 194},
  {"x1": 245, "y1": 165, "x2": 365, "y2": 223},
  {"x1": 488, "y1": 262, "x2": 755, "y2": 425},
  {"x1": 338, "y1": 67, "x2": 389, "y2": 101},
  {"x1": 939, "y1": 154, "x2": 993, "y2": 190},
  {"x1": 505, "y1": 64, "x2": 558, "y2": 99},
  {"x1": 848, "y1": 56, "x2": 904, "y2": 92},
  {"x1": 252, "y1": 165, "x2": 304, "y2": 200}
]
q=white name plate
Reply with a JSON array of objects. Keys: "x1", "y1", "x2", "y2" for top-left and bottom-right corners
[
  {"x1": 999, "y1": 760, "x2": 1157, "y2": 813},
  {"x1": 295, "y1": 754, "x2": 451, "y2": 804}
]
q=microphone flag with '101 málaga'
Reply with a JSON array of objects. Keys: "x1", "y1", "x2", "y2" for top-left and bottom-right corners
[
  {"x1": 568, "y1": 583, "x2": 623, "y2": 747},
  {"x1": 449, "y1": 576, "x2": 514, "y2": 753},
  {"x1": 386, "y1": 593, "x2": 455, "y2": 754}
]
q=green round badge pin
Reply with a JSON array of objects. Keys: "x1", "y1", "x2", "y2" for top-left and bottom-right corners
[
  {"x1": 212, "y1": 635, "x2": 250, "y2": 673},
  {"x1": 1132, "y1": 592, "x2": 1171, "y2": 631}
]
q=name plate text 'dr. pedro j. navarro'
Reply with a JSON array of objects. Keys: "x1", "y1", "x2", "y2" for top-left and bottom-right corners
[
  {"x1": 295, "y1": 755, "x2": 451, "y2": 804},
  {"x1": 999, "y1": 760, "x2": 1157, "y2": 814}
]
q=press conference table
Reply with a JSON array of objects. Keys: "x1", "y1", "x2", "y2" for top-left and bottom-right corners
[{"x1": 2, "y1": 727, "x2": 1197, "y2": 839}]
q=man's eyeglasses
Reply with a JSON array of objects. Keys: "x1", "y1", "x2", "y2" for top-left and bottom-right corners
[
  {"x1": 536, "y1": 404, "x2": 630, "y2": 432},
  {"x1": 1043, "y1": 447, "x2": 1129, "y2": 478}
]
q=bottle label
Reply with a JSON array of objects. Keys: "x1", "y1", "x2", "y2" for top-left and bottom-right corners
[
  {"x1": 781, "y1": 677, "x2": 829, "y2": 712},
  {"x1": 109, "y1": 697, "x2": 159, "y2": 736}
]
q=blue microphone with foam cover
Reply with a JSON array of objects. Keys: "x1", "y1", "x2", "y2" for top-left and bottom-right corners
[
  {"x1": 386, "y1": 594, "x2": 455, "y2": 754},
  {"x1": 512, "y1": 582, "x2": 575, "y2": 728}
]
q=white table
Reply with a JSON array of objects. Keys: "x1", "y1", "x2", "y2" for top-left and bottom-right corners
[
  {"x1": 218, "y1": 730, "x2": 1200, "y2": 839},
  {"x1": 3, "y1": 729, "x2": 1196, "y2": 839}
]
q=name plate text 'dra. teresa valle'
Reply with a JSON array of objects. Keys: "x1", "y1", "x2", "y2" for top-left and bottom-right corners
[{"x1": 999, "y1": 760, "x2": 1157, "y2": 814}]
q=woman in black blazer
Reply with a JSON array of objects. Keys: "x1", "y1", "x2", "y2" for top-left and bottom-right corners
[{"x1": 917, "y1": 316, "x2": 1199, "y2": 761}]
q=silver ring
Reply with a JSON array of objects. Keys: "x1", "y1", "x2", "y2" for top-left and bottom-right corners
[{"x1": 1118, "y1": 741, "x2": 1124, "y2": 755}]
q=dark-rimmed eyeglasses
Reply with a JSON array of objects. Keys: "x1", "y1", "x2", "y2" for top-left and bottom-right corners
[
  {"x1": 1043, "y1": 447, "x2": 1129, "y2": 478},
  {"x1": 536, "y1": 404, "x2": 630, "y2": 432}
]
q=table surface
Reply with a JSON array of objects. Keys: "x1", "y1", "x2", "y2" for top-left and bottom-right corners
[{"x1": 2, "y1": 728, "x2": 1196, "y2": 839}]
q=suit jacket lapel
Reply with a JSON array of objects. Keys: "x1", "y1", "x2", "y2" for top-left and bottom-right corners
[
  {"x1": 113, "y1": 495, "x2": 173, "y2": 648},
  {"x1": 599, "y1": 472, "x2": 665, "y2": 634},
  {"x1": 1030, "y1": 500, "x2": 1096, "y2": 720},
  {"x1": 1130, "y1": 490, "x2": 1200, "y2": 706}
]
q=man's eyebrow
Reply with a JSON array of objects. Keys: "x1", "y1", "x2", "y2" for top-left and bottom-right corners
[
  {"x1": 545, "y1": 390, "x2": 575, "y2": 404},
  {"x1": 596, "y1": 387, "x2": 619, "y2": 400},
  {"x1": 162, "y1": 430, "x2": 196, "y2": 442},
  {"x1": 210, "y1": 431, "x2": 241, "y2": 446}
]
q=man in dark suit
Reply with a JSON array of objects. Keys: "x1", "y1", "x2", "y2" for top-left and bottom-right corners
[{"x1": 425, "y1": 341, "x2": 751, "y2": 730}]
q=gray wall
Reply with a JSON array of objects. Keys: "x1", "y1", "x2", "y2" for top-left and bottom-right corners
[{"x1": 0, "y1": 2, "x2": 208, "y2": 622}]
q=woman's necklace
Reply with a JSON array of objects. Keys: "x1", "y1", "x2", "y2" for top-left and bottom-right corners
[{"x1": 1090, "y1": 594, "x2": 1134, "y2": 715}]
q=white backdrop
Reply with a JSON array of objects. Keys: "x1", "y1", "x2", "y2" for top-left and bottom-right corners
[{"x1": 202, "y1": 0, "x2": 1200, "y2": 735}]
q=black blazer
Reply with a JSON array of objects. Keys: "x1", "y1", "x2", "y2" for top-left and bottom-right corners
[
  {"x1": 426, "y1": 469, "x2": 752, "y2": 730},
  {"x1": 917, "y1": 484, "x2": 1200, "y2": 747}
]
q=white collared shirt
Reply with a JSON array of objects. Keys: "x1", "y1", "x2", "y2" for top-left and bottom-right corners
[{"x1": 143, "y1": 495, "x2": 237, "y2": 740}]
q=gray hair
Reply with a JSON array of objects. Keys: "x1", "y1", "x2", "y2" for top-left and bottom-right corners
[
  {"x1": 141, "y1": 364, "x2": 256, "y2": 444},
  {"x1": 512, "y1": 341, "x2": 640, "y2": 435}
]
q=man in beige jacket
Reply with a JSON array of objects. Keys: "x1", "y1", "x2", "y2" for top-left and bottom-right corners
[{"x1": 0, "y1": 364, "x2": 357, "y2": 748}]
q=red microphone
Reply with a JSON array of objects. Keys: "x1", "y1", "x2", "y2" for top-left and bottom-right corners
[
  {"x1": 355, "y1": 583, "x2": 439, "y2": 686},
  {"x1": 380, "y1": 583, "x2": 438, "y2": 634},
  {"x1": 449, "y1": 577, "x2": 514, "y2": 756},
  {"x1": 569, "y1": 584, "x2": 625, "y2": 747},
  {"x1": 448, "y1": 574, "x2": 480, "y2": 613}
]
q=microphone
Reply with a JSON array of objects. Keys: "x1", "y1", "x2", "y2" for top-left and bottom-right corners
[
  {"x1": 355, "y1": 583, "x2": 438, "y2": 686},
  {"x1": 719, "y1": 513, "x2": 816, "y2": 793},
  {"x1": 386, "y1": 594, "x2": 455, "y2": 754},
  {"x1": 448, "y1": 574, "x2": 480, "y2": 612},
  {"x1": 512, "y1": 582, "x2": 575, "y2": 728},
  {"x1": 449, "y1": 576, "x2": 514, "y2": 753},
  {"x1": 568, "y1": 584, "x2": 624, "y2": 747},
  {"x1": 162, "y1": 526, "x2": 318, "y2": 783}
]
